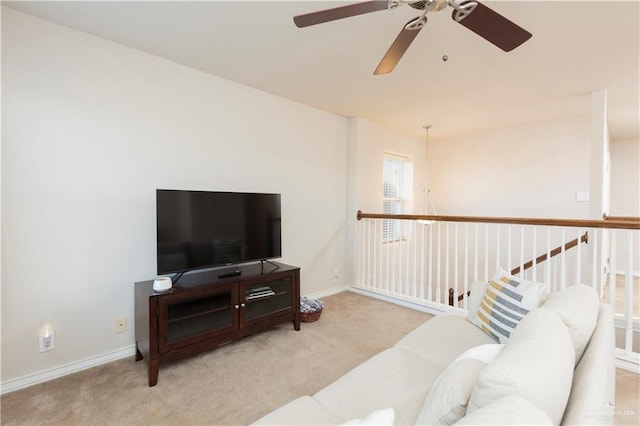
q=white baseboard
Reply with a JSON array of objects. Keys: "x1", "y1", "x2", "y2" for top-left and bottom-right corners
[
  {"x1": 614, "y1": 269, "x2": 640, "y2": 278},
  {"x1": 615, "y1": 349, "x2": 640, "y2": 374},
  {"x1": 348, "y1": 286, "x2": 449, "y2": 316},
  {"x1": 0, "y1": 345, "x2": 136, "y2": 395},
  {"x1": 304, "y1": 284, "x2": 351, "y2": 300}
]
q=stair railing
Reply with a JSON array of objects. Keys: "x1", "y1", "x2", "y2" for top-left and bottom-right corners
[
  {"x1": 355, "y1": 211, "x2": 639, "y2": 366},
  {"x1": 448, "y1": 231, "x2": 589, "y2": 307}
]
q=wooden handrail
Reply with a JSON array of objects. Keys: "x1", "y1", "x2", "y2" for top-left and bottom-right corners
[
  {"x1": 357, "y1": 210, "x2": 640, "y2": 230},
  {"x1": 448, "y1": 231, "x2": 589, "y2": 306},
  {"x1": 603, "y1": 214, "x2": 640, "y2": 222},
  {"x1": 509, "y1": 231, "x2": 589, "y2": 275}
]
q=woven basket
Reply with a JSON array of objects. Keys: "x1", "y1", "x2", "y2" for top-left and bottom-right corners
[{"x1": 300, "y1": 307, "x2": 323, "y2": 322}]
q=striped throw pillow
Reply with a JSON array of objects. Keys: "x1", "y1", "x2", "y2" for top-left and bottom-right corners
[{"x1": 471, "y1": 268, "x2": 547, "y2": 343}]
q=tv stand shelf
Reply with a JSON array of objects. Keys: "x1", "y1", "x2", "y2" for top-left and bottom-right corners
[{"x1": 134, "y1": 262, "x2": 300, "y2": 387}]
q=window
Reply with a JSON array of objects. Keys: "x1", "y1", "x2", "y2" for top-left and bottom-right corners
[{"x1": 383, "y1": 154, "x2": 411, "y2": 242}]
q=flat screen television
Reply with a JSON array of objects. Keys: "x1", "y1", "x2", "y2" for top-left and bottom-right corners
[{"x1": 156, "y1": 189, "x2": 282, "y2": 276}]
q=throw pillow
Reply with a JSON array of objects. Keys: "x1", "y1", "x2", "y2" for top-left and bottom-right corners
[
  {"x1": 467, "y1": 308, "x2": 575, "y2": 424},
  {"x1": 454, "y1": 395, "x2": 553, "y2": 425},
  {"x1": 414, "y1": 344, "x2": 504, "y2": 426},
  {"x1": 542, "y1": 283, "x2": 600, "y2": 365},
  {"x1": 466, "y1": 280, "x2": 489, "y2": 320},
  {"x1": 470, "y1": 268, "x2": 547, "y2": 343},
  {"x1": 342, "y1": 408, "x2": 395, "y2": 425}
]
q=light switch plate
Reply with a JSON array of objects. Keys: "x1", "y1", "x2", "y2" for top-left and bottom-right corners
[{"x1": 576, "y1": 192, "x2": 590, "y2": 202}]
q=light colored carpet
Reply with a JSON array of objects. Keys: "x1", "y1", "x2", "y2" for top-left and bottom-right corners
[
  {"x1": 615, "y1": 368, "x2": 640, "y2": 426},
  {"x1": 3, "y1": 291, "x2": 638, "y2": 425},
  {"x1": 1, "y1": 291, "x2": 433, "y2": 425}
]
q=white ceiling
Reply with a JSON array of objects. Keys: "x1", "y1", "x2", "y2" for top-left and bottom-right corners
[{"x1": 5, "y1": 0, "x2": 640, "y2": 141}]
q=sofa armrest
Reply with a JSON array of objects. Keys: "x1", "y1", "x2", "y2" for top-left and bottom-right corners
[{"x1": 561, "y1": 304, "x2": 616, "y2": 425}]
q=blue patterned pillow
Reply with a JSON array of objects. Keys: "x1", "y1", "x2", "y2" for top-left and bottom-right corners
[{"x1": 471, "y1": 268, "x2": 547, "y2": 343}]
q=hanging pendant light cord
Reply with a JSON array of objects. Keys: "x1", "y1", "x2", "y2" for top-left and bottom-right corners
[{"x1": 420, "y1": 124, "x2": 433, "y2": 216}]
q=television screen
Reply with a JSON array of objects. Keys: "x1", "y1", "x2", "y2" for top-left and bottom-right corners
[{"x1": 156, "y1": 190, "x2": 281, "y2": 275}]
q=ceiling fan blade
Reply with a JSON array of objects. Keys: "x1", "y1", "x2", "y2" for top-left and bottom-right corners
[
  {"x1": 294, "y1": 1, "x2": 388, "y2": 28},
  {"x1": 452, "y1": 1, "x2": 532, "y2": 52},
  {"x1": 374, "y1": 19, "x2": 424, "y2": 75}
]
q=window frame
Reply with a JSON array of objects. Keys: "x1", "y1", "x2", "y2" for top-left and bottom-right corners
[{"x1": 382, "y1": 153, "x2": 411, "y2": 243}]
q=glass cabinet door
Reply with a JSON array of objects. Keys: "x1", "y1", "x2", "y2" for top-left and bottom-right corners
[
  {"x1": 159, "y1": 284, "x2": 236, "y2": 351},
  {"x1": 243, "y1": 277, "x2": 293, "y2": 323}
]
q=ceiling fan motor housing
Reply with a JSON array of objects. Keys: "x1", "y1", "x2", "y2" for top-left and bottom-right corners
[{"x1": 408, "y1": 0, "x2": 449, "y2": 12}]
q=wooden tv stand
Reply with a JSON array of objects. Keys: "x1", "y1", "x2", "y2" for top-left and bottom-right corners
[{"x1": 134, "y1": 262, "x2": 300, "y2": 386}]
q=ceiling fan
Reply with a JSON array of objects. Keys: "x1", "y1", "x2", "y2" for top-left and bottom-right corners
[{"x1": 293, "y1": 0, "x2": 532, "y2": 75}]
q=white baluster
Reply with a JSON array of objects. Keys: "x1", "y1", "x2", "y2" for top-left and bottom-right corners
[
  {"x1": 360, "y1": 219, "x2": 366, "y2": 286},
  {"x1": 591, "y1": 229, "x2": 598, "y2": 292},
  {"x1": 609, "y1": 231, "x2": 616, "y2": 313},
  {"x1": 507, "y1": 225, "x2": 512, "y2": 273},
  {"x1": 406, "y1": 220, "x2": 411, "y2": 297},
  {"x1": 385, "y1": 221, "x2": 390, "y2": 292},
  {"x1": 575, "y1": 227, "x2": 582, "y2": 285},
  {"x1": 378, "y1": 220, "x2": 383, "y2": 291},
  {"x1": 625, "y1": 230, "x2": 633, "y2": 354},
  {"x1": 484, "y1": 224, "x2": 489, "y2": 281},
  {"x1": 366, "y1": 219, "x2": 371, "y2": 287},
  {"x1": 519, "y1": 225, "x2": 525, "y2": 279},
  {"x1": 532, "y1": 226, "x2": 537, "y2": 282},
  {"x1": 397, "y1": 220, "x2": 402, "y2": 294},
  {"x1": 436, "y1": 222, "x2": 442, "y2": 304},
  {"x1": 420, "y1": 222, "x2": 425, "y2": 300},
  {"x1": 496, "y1": 225, "x2": 501, "y2": 270},
  {"x1": 463, "y1": 223, "x2": 469, "y2": 311},
  {"x1": 428, "y1": 222, "x2": 433, "y2": 302},
  {"x1": 546, "y1": 227, "x2": 552, "y2": 292},
  {"x1": 454, "y1": 223, "x2": 459, "y2": 306},
  {"x1": 445, "y1": 223, "x2": 450, "y2": 305},
  {"x1": 474, "y1": 224, "x2": 479, "y2": 282},
  {"x1": 561, "y1": 227, "x2": 567, "y2": 290}
]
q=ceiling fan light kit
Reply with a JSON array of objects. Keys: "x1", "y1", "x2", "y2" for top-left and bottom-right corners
[{"x1": 293, "y1": 0, "x2": 532, "y2": 74}]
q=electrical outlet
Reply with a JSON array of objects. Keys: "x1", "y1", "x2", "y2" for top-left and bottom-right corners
[
  {"x1": 333, "y1": 269, "x2": 339, "y2": 280},
  {"x1": 39, "y1": 331, "x2": 55, "y2": 352},
  {"x1": 115, "y1": 317, "x2": 127, "y2": 334}
]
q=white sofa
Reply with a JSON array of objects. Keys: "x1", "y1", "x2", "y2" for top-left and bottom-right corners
[{"x1": 253, "y1": 281, "x2": 615, "y2": 425}]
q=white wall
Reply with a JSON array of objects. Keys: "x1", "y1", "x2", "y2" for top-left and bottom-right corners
[
  {"x1": 610, "y1": 138, "x2": 640, "y2": 218},
  {"x1": 1, "y1": 8, "x2": 349, "y2": 384},
  {"x1": 610, "y1": 137, "x2": 640, "y2": 275},
  {"x1": 427, "y1": 117, "x2": 592, "y2": 218}
]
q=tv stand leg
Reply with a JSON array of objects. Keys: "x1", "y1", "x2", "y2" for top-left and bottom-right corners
[
  {"x1": 148, "y1": 358, "x2": 159, "y2": 387},
  {"x1": 293, "y1": 315, "x2": 300, "y2": 331}
]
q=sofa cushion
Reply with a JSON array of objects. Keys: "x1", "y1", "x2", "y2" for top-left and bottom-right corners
[
  {"x1": 542, "y1": 283, "x2": 600, "y2": 365},
  {"x1": 455, "y1": 395, "x2": 554, "y2": 425},
  {"x1": 313, "y1": 348, "x2": 441, "y2": 426},
  {"x1": 251, "y1": 396, "x2": 340, "y2": 425},
  {"x1": 467, "y1": 308, "x2": 574, "y2": 424},
  {"x1": 414, "y1": 344, "x2": 504, "y2": 426},
  {"x1": 470, "y1": 268, "x2": 547, "y2": 343},
  {"x1": 395, "y1": 314, "x2": 495, "y2": 369},
  {"x1": 341, "y1": 408, "x2": 395, "y2": 425}
]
